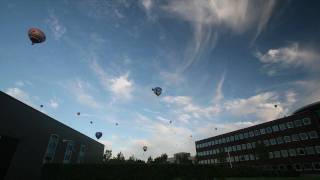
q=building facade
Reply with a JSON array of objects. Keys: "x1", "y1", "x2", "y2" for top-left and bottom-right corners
[
  {"x1": 0, "y1": 91, "x2": 104, "y2": 180},
  {"x1": 195, "y1": 102, "x2": 320, "y2": 173}
]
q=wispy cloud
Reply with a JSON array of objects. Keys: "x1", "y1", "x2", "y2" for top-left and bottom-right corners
[
  {"x1": 255, "y1": 42, "x2": 320, "y2": 73},
  {"x1": 5, "y1": 87, "x2": 32, "y2": 105},
  {"x1": 151, "y1": 0, "x2": 279, "y2": 72},
  {"x1": 67, "y1": 79, "x2": 102, "y2": 109},
  {"x1": 47, "y1": 10, "x2": 66, "y2": 40},
  {"x1": 213, "y1": 72, "x2": 225, "y2": 103}
]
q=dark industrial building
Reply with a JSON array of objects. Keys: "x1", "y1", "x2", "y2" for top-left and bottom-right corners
[
  {"x1": 195, "y1": 102, "x2": 320, "y2": 173},
  {"x1": 0, "y1": 91, "x2": 104, "y2": 180}
]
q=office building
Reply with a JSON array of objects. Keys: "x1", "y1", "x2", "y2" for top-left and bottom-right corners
[
  {"x1": 195, "y1": 102, "x2": 320, "y2": 173},
  {"x1": 0, "y1": 91, "x2": 104, "y2": 180}
]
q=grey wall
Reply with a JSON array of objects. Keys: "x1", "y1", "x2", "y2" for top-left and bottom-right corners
[{"x1": 0, "y1": 92, "x2": 104, "y2": 180}]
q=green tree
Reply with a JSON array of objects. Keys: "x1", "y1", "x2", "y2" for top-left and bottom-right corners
[
  {"x1": 103, "y1": 149, "x2": 112, "y2": 162},
  {"x1": 147, "y1": 156, "x2": 153, "y2": 164},
  {"x1": 154, "y1": 153, "x2": 168, "y2": 164}
]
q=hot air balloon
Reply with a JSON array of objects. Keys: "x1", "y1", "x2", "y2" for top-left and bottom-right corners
[
  {"x1": 40, "y1": 104, "x2": 44, "y2": 108},
  {"x1": 90, "y1": 121, "x2": 93, "y2": 124},
  {"x1": 143, "y1": 146, "x2": 147, "y2": 152},
  {"x1": 215, "y1": 128, "x2": 218, "y2": 130},
  {"x1": 95, "y1": 132, "x2": 102, "y2": 139},
  {"x1": 169, "y1": 120, "x2": 172, "y2": 124},
  {"x1": 77, "y1": 112, "x2": 80, "y2": 116},
  {"x1": 115, "y1": 123, "x2": 119, "y2": 126},
  {"x1": 152, "y1": 87, "x2": 162, "y2": 96},
  {"x1": 274, "y1": 105, "x2": 278, "y2": 108},
  {"x1": 28, "y1": 28, "x2": 46, "y2": 45}
]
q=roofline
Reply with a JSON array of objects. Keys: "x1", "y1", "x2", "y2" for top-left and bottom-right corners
[{"x1": 0, "y1": 91, "x2": 104, "y2": 147}]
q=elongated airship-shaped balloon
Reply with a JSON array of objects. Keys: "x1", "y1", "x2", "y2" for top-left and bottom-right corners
[
  {"x1": 95, "y1": 132, "x2": 102, "y2": 139},
  {"x1": 28, "y1": 28, "x2": 46, "y2": 45},
  {"x1": 152, "y1": 87, "x2": 162, "y2": 96}
]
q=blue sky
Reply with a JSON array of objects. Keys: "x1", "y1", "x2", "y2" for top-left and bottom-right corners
[{"x1": 1, "y1": 0, "x2": 320, "y2": 160}]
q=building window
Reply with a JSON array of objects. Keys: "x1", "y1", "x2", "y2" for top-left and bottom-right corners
[
  {"x1": 289, "y1": 149, "x2": 296, "y2": 157},
  {"x1": 232, "y1": 146, "x2": 236, "y2": 152},
  {"x1": 287, "y1": 121, "x2": 294, "y2": 129},
  {"x1": 224, "y1": 147, "x2": 228, "y2": 152},
  {"x1": 308, "y1": 131, "x2": 319, "y2": 139},
  {"x1": 226, "y1": 136, "x2": 230, "y2": 143},
  {"x1": 305, "y1": 147, "x2": 315, "y2": 155},
  {"x1": 272, "y1": 125, "x2": 279, "y2": 132},
  {"x1": 279, "y1": 123, "x2": 287, "y2": 131},
  {"x1": 304, "y1": 163, "x2": 313, "y2": 171},
  {"x1": 244, "y1": 132, "x2": 249, "y2": 139},
  {"x1": 302, "y1": 117, "x2": 312, "y2": 125},
  {"x1": 244, "y1": 154, "x2": 249, "y2": 161},
  {"x1": 43, "y1": 134, "x2": 59, "y2": 164},
  {"x1": 234, "y1": 156, "x2": 239, "y2": 162},
  {"x1": 235, "y1": 135, "x2": 239, "y2": 141},
  {"x1": 239, "y1": 133, "x2": 244, "y2": 140},
  {"x1": 63, "y1": 140, "x2": 75, "y2": 164},
  {"x1": 312, "y1": 162, "x2": 320, "y2": 171},
  {"x1": 252, "y1": 142, "x2": 256, "y2": 148},
  {"x1": 284, "y1": 136, "x2": 291, "y2": 143},
  {"x1": 269, "y1": 152, "x2": 274, "y2": 159},
  {"x1": 249, "y1": 131, "x2": 254, "y2": 137},
  {"x1": 230, "y1": 136, "x2": 234, "y2": 142},
  {"x1": 215, "y1": 139, "x2": 218, "y2": 144},
  {"x1": 222, "y1": 138, "x2": 226, "y2": 143},
  {"x1": 292, "y1": 134, "x2": 300, "y2": 141},
  {"x1": 246, "y1": 143, "x2": 252, "y2": 149},
  {"x1": 294, "y1": 119, "x2": 302, "y2": 127},
  {"x1": 276, "y1": 137, "x2": 284, "y2": 144},
  {"x1": 294, "y1": 164, "x2": 303, "y2": 171},
  {"x1": 315, "y1": 146, "x2": 320, "y2": 154},
  {"x1": 299, "y1": 133, "x2": 308, "y2": 140},
  {"x1": 281, "y1": 150, "x2": 288, "y2": 158},
  {"x1": 216, "y1": 149, "x2": 220, "y2": 154},
  {"x1": 254, "y1": 130, "x2": 260, "y2": 136},
  {"x1": 237, "y1": 144, "x2": 241, "y2": 151},
  {"x1": 77, "y1": 144, "x2": 86, "y2": 163},
  {"x1": 297, "y1": 148, "x2": 305, "y2": 156},
  {"x1": 263, "y1": 139, "x2": 270, "y2": 146},
  {"x1": 228, "y1": 146, "x2": 232, "y2": 152},
  {"x1": 273, "y1": 151, "x2": 280, "y2": 158},
  {"x1": 250, "y1": 154, "x2": 255, "y2": 161},
  {"x1": 242, "y1": 144, "x2": 247, "y2": 150},
  {"x1": 260, "y1": 128, "x2": 266, "y2": 135},
  {"x1": 266, "y1": 127, "x2": 273, "y2": 134},
  {"x1": 270, "y1": 138, "x2": 276, "y2": 145}
]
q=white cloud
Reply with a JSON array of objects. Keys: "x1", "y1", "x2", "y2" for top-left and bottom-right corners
[
  {"x1": 47, "y1": 10, "x2": 66, "y2": 40},
  {"x1": 68, "y1": 79, "x2": 102, "y2": 109},
  {"x1": 141, "y1": 0, "x2": 153, "y2": 11},
  {"x1": 5, "y1": 87, "x2": 32, "y2": 105},
  {"x1": 90, "y1": 60, "x2": 134, "y2": 100},
  {"x1": 159, "y1": 71, "x2": 185, "y2": 86},
  {"x1": 110, "y1": 73, "x2": 133, "y2": 100},
  {"x1": 49, "y1": 99, "x2": 59, "y2": 109},
  {"x1": 256, "y1": 42, "x2": 320, "y2": 70}
]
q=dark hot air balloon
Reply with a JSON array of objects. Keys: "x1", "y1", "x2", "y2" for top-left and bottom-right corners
[
  {"x1": 77, "y1": 112, "x2": 80, "y2": 116},
  {"x1": 115, "y1": 123, "x2": 119, "y2": 126},
  {"x1": 95, "y1": 132, "x2": 102, "y2": 139},
  {"x1": 143, "y1": 146, "x2": 147, "y2": 152},
  {"x1": 274, "y1": 105, "x2": 278, "y2": 108},
  {"x1": 90, "y1": 121, "x2": 93, "y2": 124},
  {"x1": 152, "y1": 87, "x2": 162, "y2": 96},
  {"x1": 40, "y1": 104, "x2": 44, "y2": 108},
  {"x1": 28, "y1": 28, "x2": 46, "y2": 45},
  {"x1": 169, "y1": 120, "x2": 172, "y2": 124}
]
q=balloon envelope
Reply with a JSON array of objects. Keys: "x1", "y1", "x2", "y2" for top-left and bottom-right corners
[
  {"x1": 143, "y1": 146, "x2": 147, "y2": 152},
  {"x1": 95, "y1": 132, "x2": 102, "y2": 139},
  {"x1": 152, "y1": 87, "x2": 162, "y2": 96},
  {"x1": 77, "y1": 112, "x2": 80, "y2": 116},
  {"x1": 28, "y1": 28, "x2": 46, "y2": 45}
]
